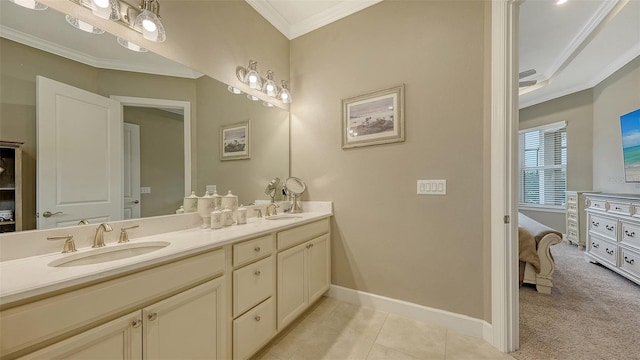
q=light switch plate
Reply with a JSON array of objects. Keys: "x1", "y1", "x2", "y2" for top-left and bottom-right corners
[
  {"x1": 417, "y1": 180, "x2": 446, "y2": 195},
  {"x1": 140, "y1": 187, "x2": 151, "y2": 194}
]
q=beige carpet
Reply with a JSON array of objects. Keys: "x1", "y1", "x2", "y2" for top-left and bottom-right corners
[{"x1": 512, "y1": 240, "x2": 640, "y2": 360}]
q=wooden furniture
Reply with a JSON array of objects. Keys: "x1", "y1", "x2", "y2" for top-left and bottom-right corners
[
  {"x1": 584, "y1": 193, "x2": 640, "y2": 285},
  {"x1": 0, "y1": 141, "x2": 22, "y2": 233},
  {"x1": 519, "y1": 213, "x2": 563, "y2": 294},
  {"x1": 565, "y1": 191, "x2": 591, "y2": 249}
]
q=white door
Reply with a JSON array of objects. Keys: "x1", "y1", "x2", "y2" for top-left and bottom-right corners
[
  {"x1": 37, "y1": 76, "x2": 122, "y2": 229},
  {"x1": 123, "y1": 123, "x2": 141, "y2": 219}
]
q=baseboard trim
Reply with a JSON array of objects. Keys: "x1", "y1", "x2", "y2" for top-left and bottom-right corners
[{"x1": 326, "y1": 285, "x2": 492, "y2": 341}]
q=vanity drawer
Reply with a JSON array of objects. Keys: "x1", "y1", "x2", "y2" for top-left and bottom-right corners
[
  {"x1": 621, "y1": 221, "x2": 640, "y2": 249},
  {"x1": 589, "y1": 199, "x2": 608, "y2": 211},
  {"x1": 608, "y1": 201, "x2": 632, "y2": 216},
  {"x1": 277, "y1": 218, "x2": 329, "y2": 251},
  {"x1": 620, "y1": 246, "x2": 640, "y2": 278},
  {"x1": 233, "y1": 235, "x2": 273, "y2": 268},
  {"x1": 233, "y1": 256, "x2": 273, "y2": 317},
  {"x1": 588, "y1": 235, "x2": 617, "y2": 266},
  {"x1": 233, "y1": 297, "x2": 275, "y2": 360},
  {"x1": 589, "y1": 214, "x2": 617, "y2": 240}
]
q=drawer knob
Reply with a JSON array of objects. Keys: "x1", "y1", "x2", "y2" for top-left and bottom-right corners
[
  {"x1": 254, "y1": 270, "x2": 261, "y2": 276},
  {"x1": 605, "y1": 225, "x2": 614, "y2": 231},
  {"x1": 625, "y1": 230, "x2": 636, "y2": 237},
  {"x1": 615, "y1": 207, "x2": 621, "y2": 210},
  {"x1": 148, "y1": 313, "x2": 158, "y2": 321},
  {"x1": 131, "y1": 319, "x2": 142, "y2": 328},
  {"x1": 624, "y1": 256, "x2": 635, "y2": 265},
  {"x1": 255, "y1": 315, "x2": 261, "y2": 322},
  {"x1": 592, "y1": 221, "x2": 599, "y2": 227},
  {"x1": 254, "y1": 246, "x2": 261, "y2": 252},
  {"x1": 606, "y1": 248, "x2": 614, "y2": 255},
  {"x1": 592, "y1": 242, "x2": 599, "y2": 249}
]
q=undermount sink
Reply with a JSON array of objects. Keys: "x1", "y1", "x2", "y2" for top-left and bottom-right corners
[
  {"x1": 265, "y1": 214, "x2": 303, "y2": 221},
  {"x1": 48, "y1": 241, "x2": 170, "y2": 268}
]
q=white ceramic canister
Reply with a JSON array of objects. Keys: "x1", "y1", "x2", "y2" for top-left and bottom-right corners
[
  {"x1": 222, "y1": 208, "x2": 234, "y2": 226},
  {"x1": 210, "y1": 208, "x2": 223, "y2": 229},
  {"x1": 212, "y1": 190, "x2": 223, "y2": 210},
  {"x1": 221, "y1": 190, "x2": 238, "y2": 211},
  {"x1": 197, "y1": 191, "x2": 215, "y2": 228},
  {"x1": 236, "y1": 206, "x2": 247, "y2": 225},
  {"x1": 176, "y1": 206, "x2": 185, "y2": 214},
  {"x1": 183, "y1": 191, "x2": 199, "y2": 213}
]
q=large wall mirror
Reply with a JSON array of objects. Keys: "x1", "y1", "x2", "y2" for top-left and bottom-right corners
[{"x1": 0, "y1": 1, "x2": 290, "y2": 232}]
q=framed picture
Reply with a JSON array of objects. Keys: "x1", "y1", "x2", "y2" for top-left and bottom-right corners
[
  {"x1": 220, "y1": 121, "x2": 250, "y2": 160},
  {"x1": 342, "y1": 84, "x2": 405, "y2": 149}
]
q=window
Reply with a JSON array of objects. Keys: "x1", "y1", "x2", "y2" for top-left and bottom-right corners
[{"x1": 519, "y1": 121, "x2": 567, "y2": 208}]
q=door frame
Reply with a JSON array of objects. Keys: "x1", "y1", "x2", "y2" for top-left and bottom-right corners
[
  {"x1": 110, "y1": 96, "x2": 192, "y2": 197},
  {"x1": 491, "y1": 0, "x2": 519, "y2": 353}
]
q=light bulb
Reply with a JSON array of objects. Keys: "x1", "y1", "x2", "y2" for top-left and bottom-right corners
[
  {"x1": 281, "y1": 93, "x2": 289, "y2": 100},
  {"x1": 93, "y1": 0, "x2": 109, "y2": 8},
  {"x1": 142, "y1": 19, "x2": 157, "y2": 32}
]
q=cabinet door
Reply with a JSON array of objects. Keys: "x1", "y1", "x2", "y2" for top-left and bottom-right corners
[
  {"x1": 20, "y1": 312, "x2": 142, "y2": 360},
  {"x1": 308, "y1": 234, "x2": 330, "y2": 303},
  {"x1": 144, "y1": 277, "x2": 226, "y2": 360},
  {"x1": 277, "y1": 242, "x2": 307, "y2": 330}
]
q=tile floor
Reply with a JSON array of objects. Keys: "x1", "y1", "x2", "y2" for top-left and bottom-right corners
[{"x1": 253, "y1": 297, "x2": 515, "y2": 360}]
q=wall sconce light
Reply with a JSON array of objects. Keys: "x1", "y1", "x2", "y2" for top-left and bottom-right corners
[
  {"x1": 236, "y1": 60, "x2": 263, "y2": 90},
  {"x1": 117, "y1": 37, "x2": 147, "y2": 52},
  {"x1": 246, "y1": 95, "x2": 260, "y2": 101},
  {"x1": 9, "y1": 0, "x2": 47, "y2": 10},
  {"x1": 278, "y1": 80, "x2": 292, "y2": 104},
  {"x1": 262, "y1": 70, "x2": 277, "y2": 97},
  {"x1": 227, "y1": 86, "x2": 243, "y2": 95},
  {"x1": 236, "y1": 60, "x2": 292, "y2": 105},
  {"x1": 65, "y1": 15, "x2": 105, "y2": 34},
  {"x1": 91, "y1": 0, "x2": 120, "y2": 20},
  {"x1": 134, "y1": 0, "x2": 166, "y2": 42}
]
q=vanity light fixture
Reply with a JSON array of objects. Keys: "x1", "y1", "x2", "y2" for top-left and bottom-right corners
[
  {"x1": 263, "y1": 102, "x2": 274, "y2": 108},
  {"x1": 556, "y1": 0, "x2": 568, "y2": 4},
  {"x1": 227, "y1": 86, "x2": 243, "y2": 94},
  {"x1": 65, "y1": 15, "x2": 105, "y2": 34},
  {"x1": 247, "y1": 94, "x2": 260, "y2": 101},
  {"x1": 117, "y1": 37, "x2": 148, "y2": 52},
  {"x1": 134, "y1": 0, "x2": 166, "y2": 42},
  {"x1": 237, "y1": 60, "x2": 262, "y2": 90},
  {"x1": 278, "y1": 80, "x2": 292, "y2": 104},
  {"x1": 262, "y1": 70, "x2": 278, "y2": 97},
  {"x1": 9, "y1": 0, "x2": 47, "y2": 10},
  {"x1": 91, "y1": 0, "x2": 121, "y2": 20}
]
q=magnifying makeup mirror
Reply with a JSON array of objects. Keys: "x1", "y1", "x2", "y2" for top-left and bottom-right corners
[
  {"x1": 284, "y1": 177, "x2": 306, "y2": 213},
  {"x1": 265, "y1": 177, "x2": 280, "y2": 203}
]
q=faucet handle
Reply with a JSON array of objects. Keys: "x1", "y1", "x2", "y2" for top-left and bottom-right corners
[
  {"x1": 119, "y1": 225, "x2": 140, "y2": 243},
  {"x1": 47, "y1": 234, "x2": 77, "y2": 254}
]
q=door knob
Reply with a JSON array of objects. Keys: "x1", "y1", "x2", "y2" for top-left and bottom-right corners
[
  {"x1": 42, "y1": 211, "x2": 63, "y2": 218},
  {"x1": 133, "y1": 200, "x2": 140, "y2": 204}
]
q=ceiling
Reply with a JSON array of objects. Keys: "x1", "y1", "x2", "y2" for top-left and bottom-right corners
[
  {"x1": 2, "y1": 0, "x2": 637, "y2": 109},
  {"x1": 249, "y1": 0, "x2": 640, "y2": 109}
]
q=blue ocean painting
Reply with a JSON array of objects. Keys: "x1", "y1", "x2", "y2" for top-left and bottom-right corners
[{"x1": 620, "y1": 108, "x2": 640, "y2": 182}]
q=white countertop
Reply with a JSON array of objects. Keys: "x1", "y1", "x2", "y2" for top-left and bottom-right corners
[{"x1": 0, "y1": 208, "x2": 331, "y2": 307}]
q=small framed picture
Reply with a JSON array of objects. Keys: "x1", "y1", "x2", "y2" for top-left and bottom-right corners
[
  {"x1": 220, "y1": 121, "x2": 250, "y2": 160},
  {"x1": 342, "y1": 84, "x2": 405, "y2": 149}
]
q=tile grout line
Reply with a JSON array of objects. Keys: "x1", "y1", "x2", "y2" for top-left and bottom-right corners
[{"x1": 364, "y1": 312, "x2": 389, "y2": 359}]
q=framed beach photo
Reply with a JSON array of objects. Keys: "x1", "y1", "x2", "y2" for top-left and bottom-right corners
[
  {"x1": 620, "y1": 108, "x2": 640, "y2": 182},
  {"x1": 342, "y1": 84, "x2": 405, "y2": 149},
  {"x1": 220, "y1": 121, "x2": 250, "y2": 160}
]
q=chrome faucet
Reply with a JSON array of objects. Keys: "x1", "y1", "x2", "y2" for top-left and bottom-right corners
[
  {"x1": 93, "y1": 223, "x2": 113, "y2": 248},
  {"x1": 265, "y1": 203, "x2": 280, "y2": 217}
]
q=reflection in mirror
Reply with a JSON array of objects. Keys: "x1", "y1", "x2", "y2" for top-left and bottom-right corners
[{"x1": 0, "y1": 2, "x2": 289, "y2": 232}]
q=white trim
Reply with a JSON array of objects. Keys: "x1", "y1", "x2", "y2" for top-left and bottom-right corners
[
  {"x1": 245, "y1": 0, "x2": 292, "y2": 39},
  {"x1": 110, "y1": 96, "x2": 192, "y2": 197},
  {"x1": 326, "y1": 285, "x2": 491, "y2": 340},
  {"x1": 518, "y1": 205, "x2": 566, "y2": 214},
  {"x1": 491, "y1": 0, "x2": 519, "y2": 353},
  {"x1": 518, "y1": 120, "x2": 566, "y2": 134}
]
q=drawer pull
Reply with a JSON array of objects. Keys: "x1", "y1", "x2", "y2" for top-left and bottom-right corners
[
  {"x1": 131, "y1": 319, "x2": 142, "y2": 328},
  {"x1": 615, "y1": 206, "x2": 621, "y2": 210},
  {"x1": 606, "y1": 248, "x2": 614, "y2": 255},
  {"x1": 255, "y1": 315, "x2": 261, "y2": 322},
  {"x1": 624, "y1": 256, "x2": 635, "y2": 265},
  {"x1": 254, "y1": 270, "x2": 261, "y2": 276},
  {"x1": 147, "y1": 313, "x2": 158, "y2": 321},
  {"x1": 592, "y1": 221, "x2": 599, "y2": 227},
  {"x1": 625, "y1": 230, "x2": 636, "y2": 237},
  {"x1": 592, "y1": 242, "x2": 600, "y2": 249},
  {"x1": 605, "y1": 225, "x2": 614, "y2": 231},
  {"x1": 254, "y1": 246, "x2": 261, "y2": 252}
]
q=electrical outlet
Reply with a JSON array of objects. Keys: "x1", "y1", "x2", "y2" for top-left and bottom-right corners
[
  {"x1": 417, "y1": 180, "x2": 446, "y2": 195},
  {"x1": 140, "y1": 187, "x2": 151, "y2": 194}
]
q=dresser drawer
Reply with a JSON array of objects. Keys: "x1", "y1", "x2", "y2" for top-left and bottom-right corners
[
  {"x1": 589, "y1": 214, "x2": 617, "y2": 240},
  {"x1": 589, "y1": 199, "x2": 608, "y2": 211},
  {"x1": 609, "y1": 201, "x2": 632, "y2": 216},
  {"x1": 277, "y1": 218, "x2": 329, "y2": 250},
  {"x1": 233, "y1": 256, "x2": 273, "y2": 317},
  {"x1": 588, "y1": 236, "x2": 617, "y2": 266},
  {"x1": 621, "y1": 221, "x2": 640, "y2": 249},
  {"x1": 620, "y1": 247, "x2": 640, "y2": 279},
  {"x1": 233, "y1": 234, "x2": 273, "y2": 268},
  {"x1": 233, "y1": 297, "x2": 275, "y2": 360}
]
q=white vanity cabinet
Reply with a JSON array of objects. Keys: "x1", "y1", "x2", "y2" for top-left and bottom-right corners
[{"x1": 276, "y1": 219, "x2": 330, "y2": 330}]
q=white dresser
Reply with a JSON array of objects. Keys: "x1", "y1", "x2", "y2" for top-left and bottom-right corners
[
  {"x1": 565, "y1": 191, "x2": 591, "y2": 249},
  {"x1": 584, "y1": 193, "x2": 640, "y2": 285}
]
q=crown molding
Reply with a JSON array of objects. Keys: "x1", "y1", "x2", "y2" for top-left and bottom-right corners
[
  {"x1": 0, "y1": 25, "x2": 203, "y2": 79},
  {"x1": 246, "y1": 0, "x2": 383, "y2": 40}
]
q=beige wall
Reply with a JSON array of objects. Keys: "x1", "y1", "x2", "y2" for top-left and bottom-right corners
[
  {"x1": 290, "y1": 0, "x2": 488, "y2": 320},
  {"x1": 124, "y1": 107, "x2": 184, "y2": 217},
  {"x1": 195, "y1": 76, "x2": 289, "y2": 205},
  {"x1": 593, "y1": 56, "x2": 640, "y2": 192},
  {"x1": 519, "y1": 89, "x2": 594, "y2": 231}
]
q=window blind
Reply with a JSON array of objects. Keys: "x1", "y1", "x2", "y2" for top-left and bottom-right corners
[{"x1": 519, "y1": 122, "x2": 567, "y2": 207}]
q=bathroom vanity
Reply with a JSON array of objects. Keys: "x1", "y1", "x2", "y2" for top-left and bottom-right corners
[{"x1": 0, "y1": 202, "x2": 332, "y2": 359}]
